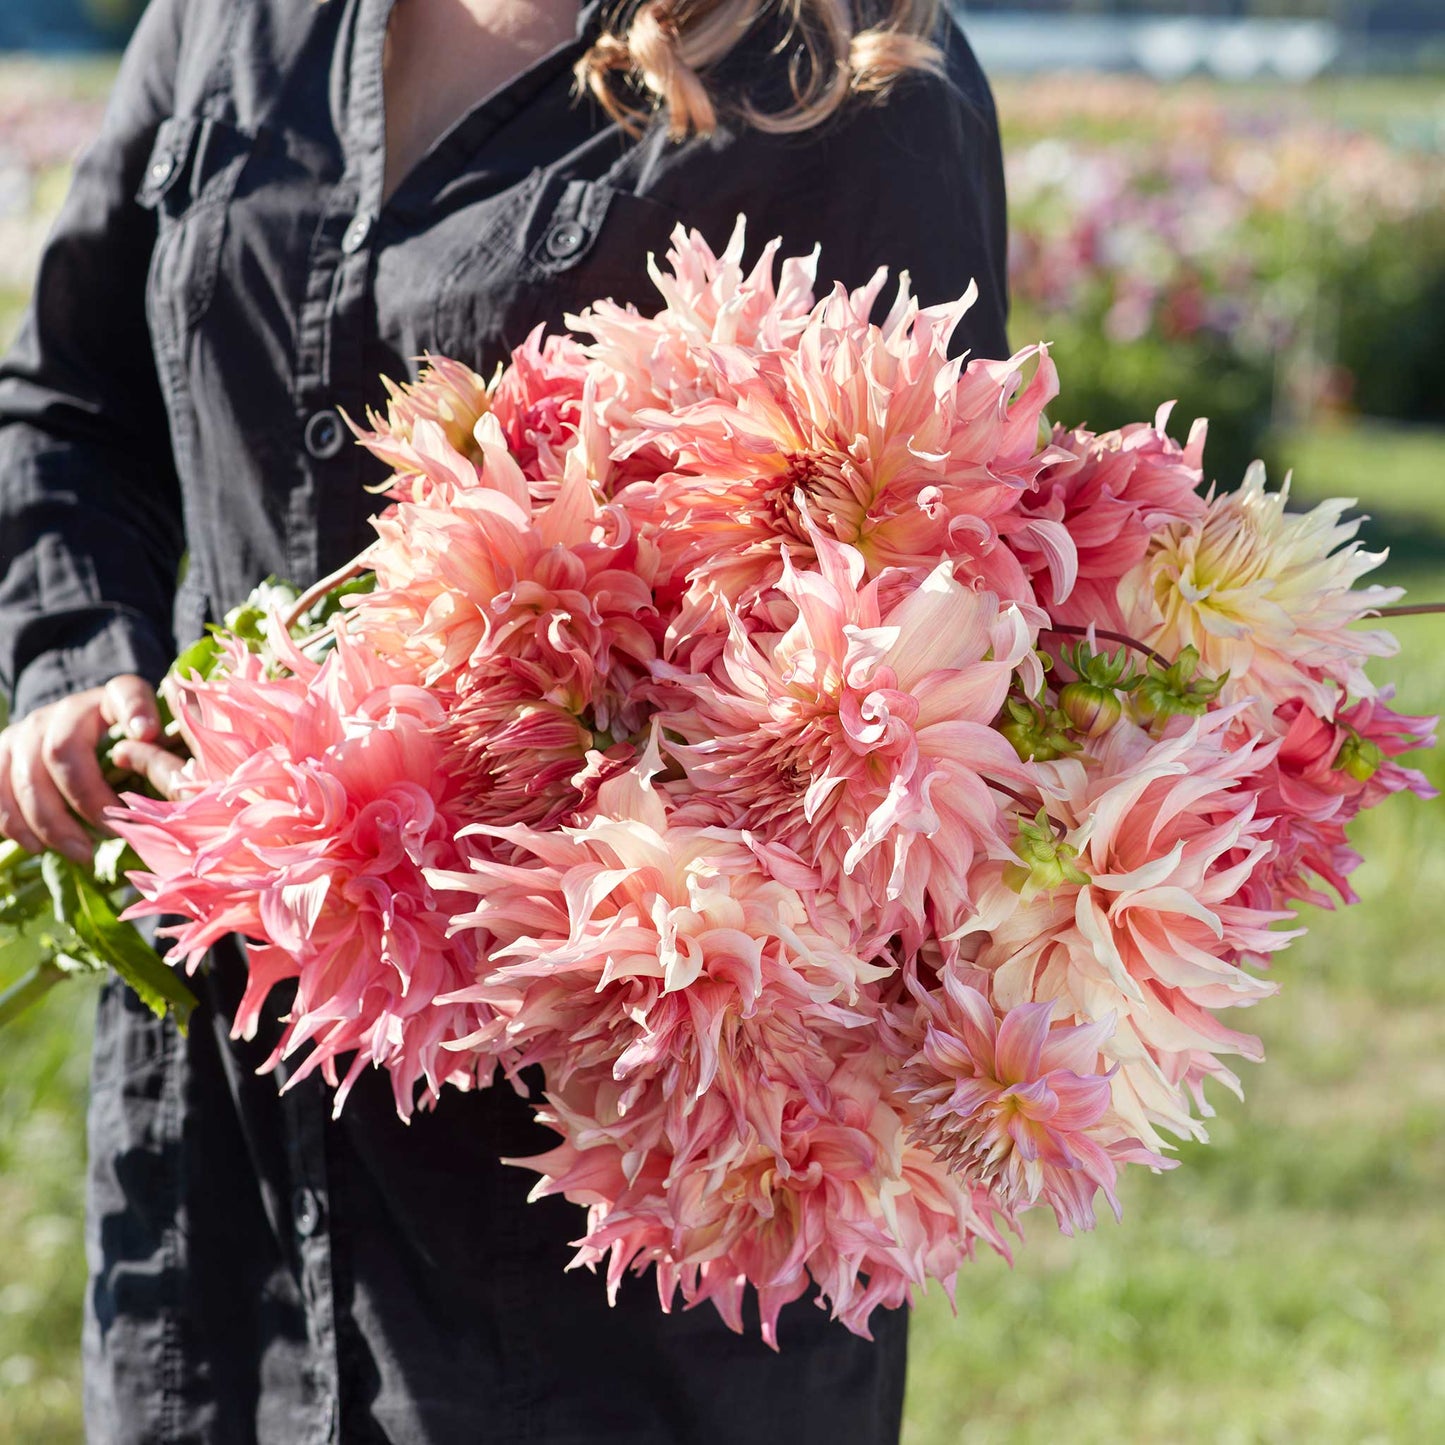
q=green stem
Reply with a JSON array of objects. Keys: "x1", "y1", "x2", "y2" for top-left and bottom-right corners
[{"x1": 0, "y1": 960, "x2": 66, "y2": 1028}]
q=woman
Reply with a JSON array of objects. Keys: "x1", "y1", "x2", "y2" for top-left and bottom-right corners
[{"x1": 0, "y1": 2, "x2": 1010, "y2": 1440}]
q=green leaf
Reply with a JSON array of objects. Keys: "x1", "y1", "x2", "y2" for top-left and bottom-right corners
[
  {"x1": 68, "y1": 868, "x2": 196, "y2": 1032},
  {"x1": 40, "y1": 852, "x2": 196, "y2": 1031},
  {"x1": 169, "y1": 633, "x2": 221, "y2": 681},
  {"x1": 0, "y1": 874, "x2": 47, "y2": 926},
  {"x1": 40, "y1": 850, "x2": 81, "y2": 931}
]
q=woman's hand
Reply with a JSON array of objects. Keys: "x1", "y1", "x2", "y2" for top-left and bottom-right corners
[{"x1": 0, "y1": 674, "x2": 181, "y2": 863}]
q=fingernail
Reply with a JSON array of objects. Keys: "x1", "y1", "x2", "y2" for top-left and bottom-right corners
[{"x1": 128, "y1": 715, "x2": 150, "y2": 738}]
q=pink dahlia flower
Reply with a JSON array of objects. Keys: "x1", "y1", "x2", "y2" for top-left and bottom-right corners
[
  {"x1": 654, "y1": 527, "x2": 1038, "y2": 942},
  {"x1": 488, "y1": 325, "x2": 590, "y2": 484},
  {"x1": 967, "y1": 714, "x2": 1291, "y2": 1152},
  {"x1": 575, "y1": 218, "x2": 824, "y2": 448},
  {"x1": 351, "y1": 355, "x2": 496, "y2": 493},
  {"x1": 511, "y1": 1036, "x2": 1010, "y2": 1347},
  {"x1": 350, "y1": 421, "x2": 659, "y2": 699},
  {"x1": 896, "y1": 971, "x2": 1162, "y2": 1234},
  {"x1": 343, "y1": 423, "x2": 662, "y2": 822},
  {"x1": 617, "y1": 278, "x2": 1068, "y2": 615},
  {"x1": 1021, "y1": 403, "x2": 1208, "y2": 629},
  {"x1": 112, "y1": 632, "x2": 501, "y2": 1118},
  {"x1": 431, "y1": 750, "x2": 891, "y2": 1095},
  {"x1": 1242, "y1": 693, "x2": 1437, "y2": 909},
  {"x1": 428, "y1": 756, "x2": 1010, "y2": 1343}
]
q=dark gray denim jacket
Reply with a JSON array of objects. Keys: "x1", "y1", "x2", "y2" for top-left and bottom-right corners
[{"x1": 0, "y1": 1, "x2": 1009, "y2": 1440}]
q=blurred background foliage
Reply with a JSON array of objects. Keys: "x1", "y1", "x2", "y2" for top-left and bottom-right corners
[{"x1": 1, "y1": 10, "x2": 1443, "y2": 1444}]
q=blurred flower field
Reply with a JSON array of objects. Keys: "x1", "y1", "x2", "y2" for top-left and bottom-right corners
[
  {"x1": 1000, "y1": 74, "x2": 1445, "y2": 485},
  {"x1": 0, "y1": 57, "x2": 1443, "y2": 1445},
  {"x1": 0, "y1": 59, "x2": 111, "y2": 341}
]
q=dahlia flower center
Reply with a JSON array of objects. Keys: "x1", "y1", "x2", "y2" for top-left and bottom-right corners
[
  {"x1": 1179, "y1": 540, "x2": 1260, "y2": 610},
  {"x1": 766, "y1": 450, "x2": 861, "y2": 546},
  {"x1": 785, "y1": 452, "x2": 823, "y2": 490}
]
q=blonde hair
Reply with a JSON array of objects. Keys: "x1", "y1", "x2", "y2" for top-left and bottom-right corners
[{"x1": 578, "y1": 0, "x2": 944, "y2": 141}]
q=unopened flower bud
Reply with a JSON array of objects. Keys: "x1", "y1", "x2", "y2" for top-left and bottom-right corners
[
  {"x1": 1334, "y1": 731, "x2": 1383, "y2": 783},
  {"x1": 1004, "y1": 810, "x2": 1090, "y2": 901},
  {"x1": 1133, "y1": 645, "x2": 1227, "y2": 726},
  {"x1": 1059, "y1": 680, "x2": 1123, "y2": 738},
  {"x1": 998, "y1": 697, "x2": 1076, "y2": 763}
]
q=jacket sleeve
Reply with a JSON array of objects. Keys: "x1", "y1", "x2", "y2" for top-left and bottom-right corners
[{"x1": 0, "y1": 0, "x2": 186, "y2": 720}]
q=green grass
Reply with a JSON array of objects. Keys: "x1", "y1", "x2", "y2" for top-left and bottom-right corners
[
  {"x1": 1274, "y1": 420, "x2": 1445, "y2": 582},
  {"x1": 1279, "y1": 420, "x2": 1445, "y2": 517},
  {"x1": 0, "y1": 983, "x2": 93, "y2": 1443}
]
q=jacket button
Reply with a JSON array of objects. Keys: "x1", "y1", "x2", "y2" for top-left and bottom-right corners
[
  {"x1": 293, "y1": 1186, "x2": 323, "y2": 1238},
  {"x1": 341, "y1": 210, "x2": 375, "y2": 254},
  {"x1": 544, "y1": 219, "x2": 587, "y2": 260},
  {"x1": 304, "y1": 408, "x2": 346, "y2": 460}
]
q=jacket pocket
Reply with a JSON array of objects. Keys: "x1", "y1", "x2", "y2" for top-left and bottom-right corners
[
  {"x1": 430, "y1": 175, "x2": 683, "y2": 363},
  {"x1": 524, "y1": 177, "x2": 685, "y2": 317},
  {"x1": 136, "y1": 113, "x2": 255, "y2": 337}
]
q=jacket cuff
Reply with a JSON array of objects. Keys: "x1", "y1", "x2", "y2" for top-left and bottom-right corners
[{"x1": 8, "y1": 611, "x2": 174, "y2": 721}]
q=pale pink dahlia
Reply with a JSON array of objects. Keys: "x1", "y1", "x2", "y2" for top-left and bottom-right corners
[
  {"x1": 654, "y1": 527, "x2": 1038, "y2": 939},
  {"x1": 966, "y1": 714, "x2": 1292, "y2": 1152},
  {"x1": 112, "y1": 633, "x2": 501, "y2": 1118},
  {"x1": 1116, "y1": 464, "x2": 1402, "y2": 720},
  {"x1": 896, "y1": 971, "x2": 1161, "y2": 1234},
  {"x1": 431, "y1": 752, "x2": 891, "y2": 1094}
]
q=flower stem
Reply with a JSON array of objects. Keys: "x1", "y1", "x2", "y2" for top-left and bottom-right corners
[
  {"x1": 1374, "y1": 602, "x2": 1445, "y2": 618},
  {"x1": 0, "y1": 960, "x2": 66, "y2": 1028},
  {"x1": 282, "y1": 559, "x2": 370, "y2": 632},
  {"x1": 0, "y1": 837, "x2": 28, "y2": 877},
  {"x1": 985, "y1": 778, "x2": 1068, "y2": 840},
  {"x1": 1044, "y1": 623, "x2": 1170, "y2": 670}
]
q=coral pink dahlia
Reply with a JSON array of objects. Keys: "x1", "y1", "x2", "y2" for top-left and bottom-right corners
[{"x1": 112, "y1": 633, "x2": 501, "y2": 1118}]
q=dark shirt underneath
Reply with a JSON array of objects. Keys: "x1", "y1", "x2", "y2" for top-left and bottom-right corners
[{"x1": 0, "y1": 1, "x2": 1010, "y2": 1440}]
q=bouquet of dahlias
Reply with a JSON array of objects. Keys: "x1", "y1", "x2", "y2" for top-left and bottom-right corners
[{"x1": 3, "y1": 220, "x2": 1434, "y2": 1346}]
